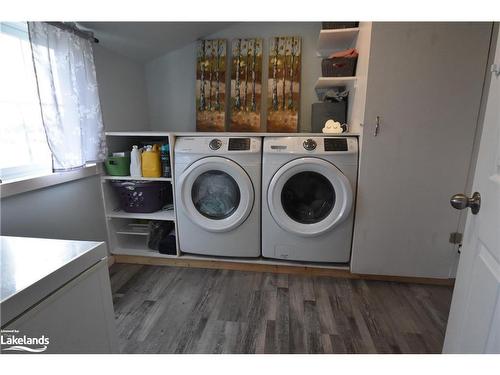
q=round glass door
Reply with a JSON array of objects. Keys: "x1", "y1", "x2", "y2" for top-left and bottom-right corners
[
  {"x1": 191, "y1": 170, "x2": 241, "y2": 220},
  {"x1": 179, "y1": 157, "x2": 254, "y2": 232},
  {"x1": 267, "y1": 157, "x2": 352, "y2": 237},
  {"x1": 281, "y1": 171, "x2": 336, "y2": 224}
]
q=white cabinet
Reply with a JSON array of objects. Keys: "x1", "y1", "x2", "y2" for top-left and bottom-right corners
[
  {"x1": 4, "y1": 260, "x2": 118, "y2": 353},
  {"x1": 351, "y1": 22, "x2": 494, "y2": 278}
]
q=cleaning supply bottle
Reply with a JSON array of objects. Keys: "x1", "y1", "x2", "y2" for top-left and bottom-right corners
[
  {"x1": 141, "y1": 144, "x2": 161, "y2": 178},
  {"x1": 160, "y1": 144, "x2": 171, "y2": 178},
  {"x1": 130, "y1": 145, "x2": 142, "y2": 177}
]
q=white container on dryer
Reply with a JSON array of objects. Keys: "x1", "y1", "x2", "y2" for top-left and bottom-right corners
[
  {"x1": 261, "y1": 136, "x2": 358, "y2": 263},
  {"x1": 175, "y1": 136, "x2": 261, "y2": 257}
]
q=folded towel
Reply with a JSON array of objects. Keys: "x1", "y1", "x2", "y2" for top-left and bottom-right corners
[{"x1": 329, "y1": 48, "x2": 358, "y2": 59}]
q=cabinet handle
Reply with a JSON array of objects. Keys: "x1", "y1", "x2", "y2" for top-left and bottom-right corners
[{"x1": 374, "y1": 116, "x2": 380, "y2": 136}]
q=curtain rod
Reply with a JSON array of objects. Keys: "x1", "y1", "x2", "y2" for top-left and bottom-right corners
[{"x1": 45, "y1": 22, "x2": 99, "y2": 43}]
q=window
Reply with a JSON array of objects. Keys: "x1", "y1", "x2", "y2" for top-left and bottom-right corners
[{"x1": 0, "y1": 22, "x2": 52, "y2": 182}]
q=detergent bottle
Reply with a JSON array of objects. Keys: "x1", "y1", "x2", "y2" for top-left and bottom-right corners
[
  {"x1": 130, "y1": 145, "x2": 142, "y2": 177},
  {"x1": 141, "y1": 144, "x2": 161, "y2": 178}
]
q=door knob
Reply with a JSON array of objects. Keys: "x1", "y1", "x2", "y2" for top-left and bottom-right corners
[{"x1": 450, "y1": 192, "x2": 481, "y2": 215}]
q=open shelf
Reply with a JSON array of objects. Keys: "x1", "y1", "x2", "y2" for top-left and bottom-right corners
[
  {"x1": 314, "y1": 76, "x2": 357, "y2": 89},
  {"x1": 106, "y1": 208, "x2": 175, "y2": 221},
  {"x1": 317, "y1": 27, "x2": 360, "y2": 56},
  {"x1": 101, "y1": 175, "x2": 172, "y2": 182},
  {"x1": 111, "y1": 247, "x2": 179, "y2": 258}
]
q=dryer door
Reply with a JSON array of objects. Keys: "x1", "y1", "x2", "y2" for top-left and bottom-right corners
[
  {"x1": 178, "y1": 157, "x2": 254, "y2": 232},
  {"x1": 267, "y1": 157, "x2": 353, "y2": 237}
]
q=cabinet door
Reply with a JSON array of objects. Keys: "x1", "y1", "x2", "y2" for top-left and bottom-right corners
[
  {"x1": 4, "y1": 260, "x2": 118, "y2": 353},
  {"x1": 351, "y1": 22, "x2": 493, "y2": 278}
]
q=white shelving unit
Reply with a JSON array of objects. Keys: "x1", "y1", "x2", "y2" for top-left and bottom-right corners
[
  {"x1": 101, "y1": 132, "x2": 179, "y2": 257},
  {"x1": 314, "y1": 22, "x2": 372, "y2": 134},
  {"x1": 317, "y1": 27, "x2": 360, "y2": 57}
]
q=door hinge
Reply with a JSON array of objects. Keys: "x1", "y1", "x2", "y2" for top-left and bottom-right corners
[{"x1": 449, "y1": 232, "x2": 463, "y2": 245}]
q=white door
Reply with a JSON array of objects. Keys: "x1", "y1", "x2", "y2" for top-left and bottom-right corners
[
  {"x1": 177, "y1": 157, "x2": 254, "y2": 232},
  {"x1": 267, "y1": 157, "x2": 353, "y2": 236},
  {"x1": 443, "y1": 32, "x2": 500, "y2": 353},
  {"x1": 351, "y1": 22, "x2": 493, "y2": 278}
]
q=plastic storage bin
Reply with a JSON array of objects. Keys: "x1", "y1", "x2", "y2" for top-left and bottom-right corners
[
  {"x1": 105, "y1": 156, "x2": 131, "y2": 176},
  {"x1": 111, "y1": 181, "x2": 171, "y2": 213}
]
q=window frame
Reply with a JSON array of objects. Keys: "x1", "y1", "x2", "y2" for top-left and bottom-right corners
[{"x1": 0, "y1": 21, "x2": 55, "y2": 184}]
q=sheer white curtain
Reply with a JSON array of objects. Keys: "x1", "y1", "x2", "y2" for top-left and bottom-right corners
[{"x1": 28, "y1": 22, "x2": 107, "y2": 171}]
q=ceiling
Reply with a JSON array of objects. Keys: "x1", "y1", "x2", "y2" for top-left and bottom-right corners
[{"x1": 79, "y1": 22, "x2": 235, "y2": 63}]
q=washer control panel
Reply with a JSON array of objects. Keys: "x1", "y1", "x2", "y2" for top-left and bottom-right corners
[
  {"x1": 324, "y1": 138, "x2": 348, "y2": 151},
  {"x1": 228, "y1": 138, "x2": 251, "y2": 151}
]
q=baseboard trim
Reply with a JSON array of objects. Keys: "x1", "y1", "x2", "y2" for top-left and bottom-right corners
[{"x1": 113, "y1": 255, "x2": 455, "y2": 286}]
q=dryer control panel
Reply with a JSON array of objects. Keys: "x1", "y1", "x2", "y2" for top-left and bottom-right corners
[{"x1": 175, "y1": 136, "x2": 261, "y2": 154}]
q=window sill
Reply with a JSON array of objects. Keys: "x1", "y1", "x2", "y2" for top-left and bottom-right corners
[{"x1": 0, "y1": 164, "x2": 100, "y2": 199}]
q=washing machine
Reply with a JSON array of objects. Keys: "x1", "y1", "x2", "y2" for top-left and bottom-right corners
[
  {"x1": 262, "y1": 136, "x2": 358, "y2": 263},
  {"x1": 174, "y1": 136, "x2": 261, "y2": 257}
]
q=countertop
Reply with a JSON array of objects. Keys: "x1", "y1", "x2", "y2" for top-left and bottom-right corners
[
  {"x1": 0, "y1": 236, "x2": 107, "y2": 326},
  {"x1": 105, "y1": 131, "x2": 361, "y2": 137}
]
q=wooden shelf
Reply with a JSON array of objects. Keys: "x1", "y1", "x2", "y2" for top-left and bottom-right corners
[
  {"x1": 102, "y1": 175, "x2": 172, "y2": 182},
  {"x1": 106, "y1": 209, "x2": 175, "y2": 221},
  {"x1": 317, "y1": 28, "x2": 359, "y2": 56},
  {"x1": 314, "y1": 76, "x2": 357, "y2": 89}
]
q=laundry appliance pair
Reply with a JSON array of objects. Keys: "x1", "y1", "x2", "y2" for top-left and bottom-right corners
[{"x1": 174, "y1": 135, "x2": 358, "y2": 263}]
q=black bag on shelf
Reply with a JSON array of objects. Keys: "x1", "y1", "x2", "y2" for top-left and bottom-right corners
[
  {"x1": 158, "y1": 228, "x2": 176, "y2": 255},
  {"x1": 147, "y1": 221, "x2": 175, "y2": 253},
  {"x1": 322, "y1": 22, "x2": 359, "y2": 30}
]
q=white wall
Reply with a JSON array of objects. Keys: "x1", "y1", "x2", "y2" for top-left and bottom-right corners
[
  {"x1": 94, "y1": 45, "x2": 150, "y2": 131},
  {"x1": 1, "y1": 46, "x2": 149, "y2": 242},
  {"x1": 146, "y1": 22, "x2": 322, "y2": 132}
]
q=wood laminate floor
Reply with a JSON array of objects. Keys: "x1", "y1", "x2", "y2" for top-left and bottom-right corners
[{"x1": 109, "y1": 264, "x2": 453, "y2": 354}]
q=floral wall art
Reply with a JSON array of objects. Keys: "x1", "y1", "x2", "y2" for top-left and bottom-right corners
[
  {"x1": 267, "y1": 36, "x2": 301, "y2": 132},
  {"x1": 196, "y1": 39, "x2": 227, "y2": 132},
  {"x1": 229, "y1": 38, "x2": 263, "y2": 132}
]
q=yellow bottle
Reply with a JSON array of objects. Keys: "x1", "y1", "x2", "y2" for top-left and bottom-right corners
[{"x1": 141, "y1": 144, "x2": 161, "y2": 178}]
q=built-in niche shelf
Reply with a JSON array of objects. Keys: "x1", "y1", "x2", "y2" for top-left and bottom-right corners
[
  {"x1": 314, "y1": 76, "x2": 357, "y2": 90},
  {"x1": 106, "y1": 208, "x2": 175, "y2": 221},
  {"x1": 317, "y1": 27, "x2": 360, "y2": 57}
]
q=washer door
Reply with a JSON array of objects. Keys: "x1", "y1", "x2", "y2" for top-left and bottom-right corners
[
  {"x1": 178, "y1": 157, "x2": 254, "y2": 232},
  {"x1": 267, "y1": 157, "x2": 353, "y2": 237}
]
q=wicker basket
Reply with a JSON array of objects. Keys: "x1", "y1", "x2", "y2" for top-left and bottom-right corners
[{"x1": 321, "y1": 57, "x2": 358, "y2": 77}]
